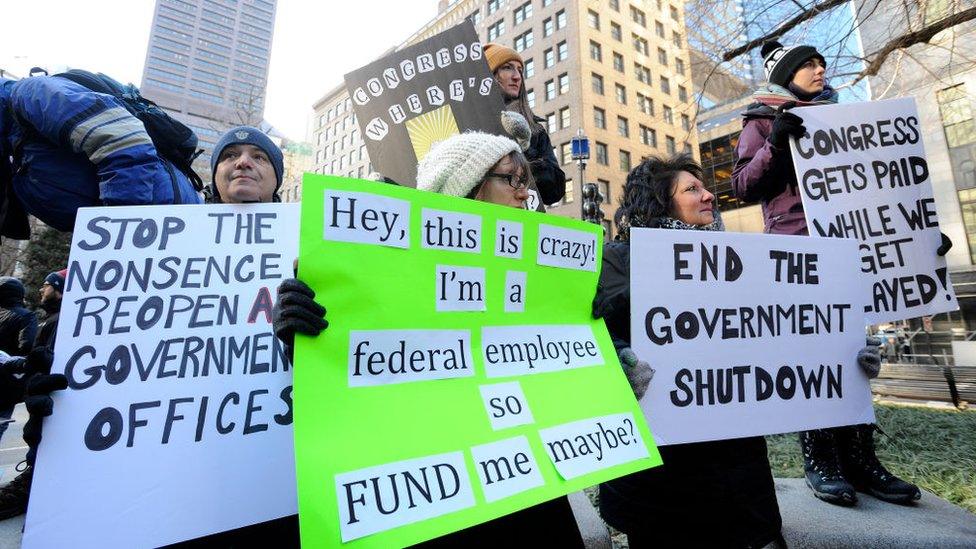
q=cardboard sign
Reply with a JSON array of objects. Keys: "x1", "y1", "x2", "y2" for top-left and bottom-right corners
[
  {"x1": 24, "y1": 204, "x2": 299, "y2": 548},
  {"x1": 294, "y1": 175, "x2": 660, "y2": 548},
  {"x1": 790, "y1": 97, "x2": 958, "y2": 324},
  {"x1": 345, "y1": 21, "x2": 505, "y2": 188},
  {"x1": 630, "y1": 229, "x2": 874, "y2": 446}
]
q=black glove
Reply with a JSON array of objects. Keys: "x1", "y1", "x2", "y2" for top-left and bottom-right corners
[
  {"x1": 937, "y1": 232, "x2": 953, "y2": 256},
  {"x1": 23, "y1": 373, "x2": 68, "y2": 466},
  {"x1": 769, "y1": 101, "x2": 805, "y2": 149},
  {"x1": 857, "y1": 337, "x2": 883, "y2": 379},
  {"x1": 273, "y1": 278, "x2": 328, "y2": 349}
]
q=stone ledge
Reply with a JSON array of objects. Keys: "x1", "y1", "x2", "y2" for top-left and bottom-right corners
[{"x1": 777, "y1": 478, "x2": 976, "y2": 548}]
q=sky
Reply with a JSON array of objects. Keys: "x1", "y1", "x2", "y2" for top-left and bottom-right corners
[{"x1": 0, "y1": 0, "x2": 438, "y2": 141}]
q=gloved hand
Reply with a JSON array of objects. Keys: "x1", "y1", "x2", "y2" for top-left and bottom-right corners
[
  {"x1": 273, "y1": 278, "x2": 328, "y2": 349},
  {"x1": 618, "y1": 347, "x2": 655, "y2": 400},
  {"x1": 769, "y1": 101, "x2": 805, "y2": 149},
  {"x1": 0, "y1": 356, "x2": 27, "y2": 374},
  {"x1": 23, "y1": 373, "x2": 68, "y2": 466},
  {"x1": 500, "y1": 111, "x2": 532, "y2": 152},
  {"x1": 937, "y1": 232, "x2": 953, "y2": 256},
  {"x1": 857, "y1": 336, "x2": 883, "y2": 379}
]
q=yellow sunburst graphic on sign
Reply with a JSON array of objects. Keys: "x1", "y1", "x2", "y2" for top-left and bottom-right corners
[{"x1": 407, "y1": 105, "x2": 460, "y2": 162}]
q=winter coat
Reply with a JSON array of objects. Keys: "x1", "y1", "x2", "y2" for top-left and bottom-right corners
[
  {"x1": 525, "y1": 116, "x2": 566, "y2": 205},
  {"x1": 0, "y1": 76, "x2": 202, "y2": 233},
  {"x1": 730, "y1": 103, "x2": 808, "y2": 236},
  {"x1": 594, "y1": 241, "x2": 782, "y2": 548},
  {"x1": 0, "y1": 278, "x2": 36, "y2": 356}
]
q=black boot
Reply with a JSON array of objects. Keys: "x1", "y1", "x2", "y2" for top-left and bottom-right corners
[
  {"x1": 0, "y1": 465, "x2": 32, "y2": 520},
  {"x1": 799, "y1": 429, "x2": 857, "y2": 506},
  {"x1": 837, "y1": 424, "x2": 921, "y2": 505}
]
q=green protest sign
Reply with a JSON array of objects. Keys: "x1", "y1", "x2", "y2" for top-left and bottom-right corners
[{"x1": 294, "y1": 175, "x2": 661, "y2": 547}]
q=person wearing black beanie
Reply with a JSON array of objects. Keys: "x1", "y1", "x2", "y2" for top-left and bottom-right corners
[
  {"x1": 205, "y1": 126, "x2": 285, "y2": 204},
  {"x1": 731, "y1": 42, "x2": 928, "y2": 509}
]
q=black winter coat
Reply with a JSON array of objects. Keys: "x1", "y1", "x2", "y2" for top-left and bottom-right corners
[
  {"x1": 525, "y1": 119, "x2": 566, "y2": 206},
  {"x1": 593, "y1": 242, "x2": 782, "y2": 549},
  {"x1": 0, "y1": 279, "x2": 36, "y2": 356}
]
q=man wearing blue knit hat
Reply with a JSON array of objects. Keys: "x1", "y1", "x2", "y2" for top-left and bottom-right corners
[{"x1": 205, "y1": 125, "x2": 284, "y2": 204}]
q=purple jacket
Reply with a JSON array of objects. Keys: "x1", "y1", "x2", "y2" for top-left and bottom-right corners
[{"x1": 731, "y1": 104, "x2": 808, "y2": 236}]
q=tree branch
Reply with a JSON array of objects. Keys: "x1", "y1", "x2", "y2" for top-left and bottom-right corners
[
  {"x1": 850, "y1": 6, "x2": 976, "y2": 86},
  {"x1": 721, "y1": 0, "x2": 852, "y2": 61}
]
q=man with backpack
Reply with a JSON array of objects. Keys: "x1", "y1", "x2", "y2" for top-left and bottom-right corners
[{"x1": 0, "y1": 69, "x2": 203, "y2": 239}]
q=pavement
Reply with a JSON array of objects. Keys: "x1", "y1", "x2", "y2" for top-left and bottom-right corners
[
  {"x1": 777, "y1": 478, "x2": 976, "y2": 548},
  {"x1": 0, "y1": 403, "x2": 28, "y2": 548}
]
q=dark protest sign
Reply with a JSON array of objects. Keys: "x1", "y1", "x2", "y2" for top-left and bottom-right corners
[
  {"x1": 345, "y1": 22, "x2": 505, "y2": 187},
  {"x1": 630, "y1": 229, "x2": 874, "y2": 445},
  {"x1": 790, "y1": 97, "x2": 958, "y2": 324},
  {"x1": 24, "y1": 205, "x2": 299, "y2": 548}
]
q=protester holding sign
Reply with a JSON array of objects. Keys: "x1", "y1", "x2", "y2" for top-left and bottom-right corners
[
  {"x1": 731, "y1": 41, "x2": 922, "y2": 506},
  {"x1": 204, "y1": 126, "x2": 285, "y2": 204},
  {"x1": 593, "y1": 154, "x2": 784, "y2": 548},
  {"x1": 483, "y1": 43, "x2": 566, "y2": 206}
]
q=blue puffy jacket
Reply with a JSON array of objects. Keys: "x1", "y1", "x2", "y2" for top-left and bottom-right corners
[{"x1": 0, "y1": 76, "x2": 201, "y2": 232}]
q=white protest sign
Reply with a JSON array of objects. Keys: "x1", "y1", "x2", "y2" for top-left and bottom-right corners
[
  {"x1": 630, "y1": 229, "x2": 874, "y2": 446},
  {"x1": 24, "y1": 204, "x2": 299, "y2": 549},
  {"x1": 790, "y1": 97, "x2": 957, "y2": 324}
]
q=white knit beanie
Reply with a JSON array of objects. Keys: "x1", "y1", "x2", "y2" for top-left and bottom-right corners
[{"x1": 416, "y1": 132, "x2": 521, "y2": 198}]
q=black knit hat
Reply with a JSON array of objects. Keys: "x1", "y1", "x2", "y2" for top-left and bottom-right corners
[{"x1": 761, "y1": 41, "x2": 826, "y2": 88}]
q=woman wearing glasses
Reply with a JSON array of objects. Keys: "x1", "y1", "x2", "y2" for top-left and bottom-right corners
[{"x1": 483, "y1": 43, "x2": 566, "y2": 207}]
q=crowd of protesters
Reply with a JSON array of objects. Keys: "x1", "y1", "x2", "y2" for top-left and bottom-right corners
[{"x1": 0, "y1": 38, "x2": 940, "y2": 548}]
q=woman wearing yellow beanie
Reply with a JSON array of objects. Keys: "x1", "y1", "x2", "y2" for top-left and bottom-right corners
[{"x1": 483, "y1": 43, "x2": 567, "y2": 207}]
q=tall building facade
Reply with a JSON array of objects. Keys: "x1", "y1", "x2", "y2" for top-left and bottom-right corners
[
  {"x1": 856, "y1": 1, "x2": 976, "y2": 334},
  {"x1": 310, "y1": 0, "x2": 699, "y2": 232},
  {"x1": 140, "y1": 0, "x2": 277, "y2": 171}
]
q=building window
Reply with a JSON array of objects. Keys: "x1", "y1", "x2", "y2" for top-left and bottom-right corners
[
  {"x1": 588, "y1": 10, "x2": 600, "y2": 30},
  {"x1": 640, "y1": 124, "x2": 657, "y2": 146},
  {"x1": 678, "y1": 85, "x2": 688, "y2": 102},
  {"x1": 558, "y1": 73, "x2": 570, "y2": 94},
  {"x1": 563, "y1": 178, "x2": 574, "y2": 203},
  {"x1": 527, "y1": 88, "x2": 536, "y2": 108},
  {"x1": 672, "y1": 31, "x2": 683, "y2": 47},
  {"x1": 561, "y1": 142, "x2": 573, "y2": 164},
  {"x1": 675, "y1": 58, "x2": 685, "y2": 75},
  {"x1": 611, "y1": 22, "x2": 622, "y2": 41},
  {"x1": 544, "y1": 48, "x2": 555, "y2": 68},
  {"x1": 488, "y1": 0, "x2": 501, "y2": 15},
  {"x1": 524, "y1": 58, "x2": 535, "y2": 78},
  {"x1": 545, "y1": 79, "x2": 556, "y2": 100},
  {"x1": 655, "y1": 21, "x2": 665, "y2": 38},
  {"x1": 560, "y1": 107, "x2": 571, "y2": 129},
  {"x1": 938, "y1": 84, "x2": 976, "y2": 147},
  {"x1": 635, "y1": 63, "x2": 651, "y2": 84},
  {"x1": 670, "y1": 5, "x2": 680, "y2": 21},
  {"x1": 613, "y1": 52, "x2": 625, "y2": 72},
  {"x1": 596, "y1": 142, "x2": 609, "y2": 165},
  {"x1": 638, "y1": 93, "x2": 654, "y2": 115},
  {"x1": 663, "y1": 105, "x2": 674, "y2": 124},
  {"x1": 556, "y1": 9, "x2": 567, "y2": 29},
  {"x1": 660, "y1": 75, "x2": 671, "y2": 94},
  {"x1": 609, "y1": 0, "x2": 619, "y2": 11},
  {"x1": 615, "y1": 83, "x2": 627, "y2": 104},
  {"x1": 514, "y1": 30, "x2": 534, "y2": 51},
  {"x1": 557, "y1": 41, "x2": 569, "y2": 61},
  {"x1": 487, "y1": 20, "x2": 505, "y2": 40},
  {"x1": 590, "y1": 40, "x2": 603, "y2": 62},
  {"x1": 547, "y1": 112, "x2": 558, "y2": 133},
  {"x1": 543, "y1": 17, "x2": 554, "y2": 37},
  {"x1": 633, "y1": 35, "x2": 649, "y2": 55},
  {"x1": 617, "y1": 116, "x2": 630, "y2": 138},
  {"x1": 592, "y1": 73, "x2": 605, "y2": 95},
  {"x1": 594, "y1": 107, "x2": 606, "y2": 129},
  {"x1": 598, "y1": 179, "x2": 611, "y2": 202},
  {"x1": 470, "y1": 9, "x2": 481, "y2": 26},
  {"x1": 666, "y1": 135, "x2": 677, "y2": 154},
  {"x1": 514, "y1": 1, "x2": 533, "y2": 25},
  {"x1": 619, "y1": 149, "x2": 631, "y2": 171},
  {"x1": 681, "y1": 114, "x2": 691, "y2": 131},
  {"x1": 630, "y1": 6, "x2": 647, "y2": 27},
  {"x1": 658, "y1": 48, "x2": 668, "y2": 66}
]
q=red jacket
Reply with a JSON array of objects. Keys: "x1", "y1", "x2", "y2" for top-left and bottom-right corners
[{"x1": 731, "y1": 103, "x2": 809, "y2": 236}]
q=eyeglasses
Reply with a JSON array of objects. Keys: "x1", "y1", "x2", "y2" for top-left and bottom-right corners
[{"x1": 485, "y1": 172, "x2": 529, "y2": 190}]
